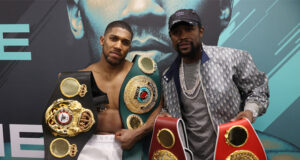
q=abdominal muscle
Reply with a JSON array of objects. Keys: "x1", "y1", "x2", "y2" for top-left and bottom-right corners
[{"x1": 96, "y1": 108, "x2": 123, "y2": 134}]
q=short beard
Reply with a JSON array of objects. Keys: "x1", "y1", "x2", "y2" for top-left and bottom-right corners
[
  {"x1": 176, "y1": 42, "x2": 198, "y2": 58},
  {"x1": 103, "y1": 52, "x2": 124, "y2": 66}
]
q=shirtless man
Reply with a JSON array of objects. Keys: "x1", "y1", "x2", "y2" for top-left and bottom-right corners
[{"x1": 78, "y1": 21, "x2": 162, "y2": 160}]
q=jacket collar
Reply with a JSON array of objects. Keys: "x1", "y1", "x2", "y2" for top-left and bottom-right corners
[{"x1": 163, "y1": 50, "x2": 209, "y2": 82}]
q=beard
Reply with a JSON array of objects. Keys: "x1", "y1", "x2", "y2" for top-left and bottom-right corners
[
  {"x1": 103, "y1": 51, "x2": 125, "y2": 66},
  {"x1": 176, "y1": 40, "x2": 201, "y2": 58}
]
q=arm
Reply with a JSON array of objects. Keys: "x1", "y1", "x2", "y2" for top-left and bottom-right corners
[
  {"x1": 232, "y1": 51, "x2": 269, "y2": 122},
  {"x1": 115, "y1": 98, "x2": 163, "y2": 149},
  {"x1": 159, "y1": 96, "x2": 172, "y2": 117}
]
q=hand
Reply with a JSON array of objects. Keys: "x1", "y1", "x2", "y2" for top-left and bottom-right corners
[
  {"x1": 115, "y1": 129, "x2": 138, "y2": 150},
  {"x1": 231, "y1": 110, "x2": 254, "y2": 123},
  {"x1": 159, "y1": 112, "x2": 172, "y2": 117}
]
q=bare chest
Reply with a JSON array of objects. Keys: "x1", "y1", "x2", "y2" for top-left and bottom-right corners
[{"x1": 94, "y1": 74, "x2": 126, "y2": 109}]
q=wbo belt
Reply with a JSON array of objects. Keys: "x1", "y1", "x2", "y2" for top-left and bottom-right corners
[
  {"x1": 214, "y1": 118, "x2": 267, "y2": 160},
  {"x1": 119, "y1": 55, "x2": 161, "y2": 160},
  {"x1": 43, "y1": 71, "x2": 108, "y2": 160},
  {"x1": 149, "y1": 116, "x2": 193, "y2": 160}
]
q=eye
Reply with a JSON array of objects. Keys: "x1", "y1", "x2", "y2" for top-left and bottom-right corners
[
  {"x1": 171, "y1": 29, "x2": 180, "y2": 36},
  {"x1": 110, "y1": 36, "x2": 119, "y2": 42},
  {"x1": 122, "y1": 39, "x2": 131, "y2": 46}
]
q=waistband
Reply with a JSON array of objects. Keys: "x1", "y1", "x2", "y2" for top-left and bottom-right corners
[{"x1": 89, "y1": 134, "x2": 116, "y2": 143}]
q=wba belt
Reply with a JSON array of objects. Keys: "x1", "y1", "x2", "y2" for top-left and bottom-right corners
[
  {"x1": 43, "y1": 71, "x2": 108, "y2": 160},
  {"x1": 149, "y1": 116, "x2": 193, "y2": 160},
  {"x1": 214, "y1": 118, "x2": 267, "y2": 160},
  {"x1": 119, "y1": 55, "x2": 161, "y2": 160}
]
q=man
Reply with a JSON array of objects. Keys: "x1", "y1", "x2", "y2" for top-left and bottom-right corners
[
  {"x1": 78, "y1": 20, "x2": 162, "y2": 159},
  {"x1": 66, "y1": 0, "x2": 233, "y2": 68},
  {"x1": 161, "y1": 9, "x2": 269, "y2": 159}
]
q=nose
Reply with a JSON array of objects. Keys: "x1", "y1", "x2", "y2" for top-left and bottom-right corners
[
  {"x1": 121, "y1": 0, "x2": 166, "y2": 28},
  {"x1": 175, "y1": 29, "x2": 187, "y2": 40},
  {"x1": 114, "y1": 40, "x2": 122, "y2": 50}
]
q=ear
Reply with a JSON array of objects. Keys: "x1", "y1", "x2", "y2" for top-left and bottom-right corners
[
  {"x1": 66, "y1": 0, "x2": 84, "y2": 39},
  {"x1": 199, "y1": 27, "x2": 204, "y2": 38},
  {"x1": 100, "y1": 36, "x2": 104, "y2": 46}
]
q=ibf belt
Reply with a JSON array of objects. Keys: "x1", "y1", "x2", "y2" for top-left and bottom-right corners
[
  {"x1": 149, "y1": 116, "x2": 193, "y2": 160},
  {"x1": 119, "y1": 55, "x2": 161, "y2": 160},
  {"x1": 214, "y1": 118, "x2": 267, "y2": 160},
  {"x1": 43, "y1": 71, "x2": 108, "y2": 160}
]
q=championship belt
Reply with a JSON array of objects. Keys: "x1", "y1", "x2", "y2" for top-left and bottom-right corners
[
  {"x1": 119, "y1": 55, "x2": 161, "y2": 160},
  {"x1": 214, "y1": 118, "x2": 267, "y2": 160},
  {"x1": 149, "y1": 116, "x2": 193, "y2": 160},
  {"x1": 43, "y1": 71, "x2": 108, "y2": 160}
]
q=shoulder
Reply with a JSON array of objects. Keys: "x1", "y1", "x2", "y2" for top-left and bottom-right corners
[
  {"x1": 203, "y1": 44, "x2": 251, "y2": 61},
  {"x1": 204, "y1": 44, "x2": 248, "y2": 55},
  {"x1": 80, "y1": 62, "x2": 98, "y2": 72}
]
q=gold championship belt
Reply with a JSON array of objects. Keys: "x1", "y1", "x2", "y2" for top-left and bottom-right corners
[
  {"x1": 43, "y1": 72, "x2": 108, "y2": 160},
  {"x1": 149, "y1": 117, "x2": 193, "y2": 160},
  {"x1": 45, "y1": 98, "x2": 95, "y2": 137},
  {"x1": 124, "y1": 75, "x2": 158, "y2": 114},
  {"x1": 214, "y1": 118, "x2": 267, "y2": 160}
]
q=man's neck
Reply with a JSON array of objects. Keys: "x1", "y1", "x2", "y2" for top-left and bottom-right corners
[
  {"x1": 94, "y1": 57, "x2": 127, "y2": 80},
  {"x1": 182, "y1": 49, "x2": 202, "y2": 64}
]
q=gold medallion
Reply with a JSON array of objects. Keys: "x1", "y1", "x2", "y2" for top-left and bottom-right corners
[
  {"x1": 50, "y1": 138, "x2": 77, "y2": 158},
  {"x1": 226, "y1": 150, "x2": 259, "y2": 160},
  {"x1": 152, "y1": 150, "x2": 178, "y2": 160},
  {"x1": 60, "y1": 77, "x2": 87, "y2": 98},
  {"x1": 126, "y1": 114, "x2": 144, "y2": 130},
  {"x1": 45, "y1": 98, "x2": 95, "y2": 137},
  {"x1": 225, "y1": 125, "x2": 248, "y2": 147},
  {"x1": 157, "y1": 128, "x2": 175, "y2": 149},
  {"x1": 138, "y1": 56, "x2": 157, "y2": 74},
  {"x1": 124, "y1": 75, "x2": 158, "y2": 114}
]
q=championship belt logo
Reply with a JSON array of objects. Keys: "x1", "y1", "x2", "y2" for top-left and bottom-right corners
[
  {"x1": 214, "y1": 118, "x2": 267, "y2": 160},
  {"x1": 149, "y1": 117, "x2": 193, "y2": 160},
  {"x1": 45, "y1": 98, "x2": 95, "y2": 137},
  {"x1": 124, "y1": 75, "x2": 158, "y2": 114}
]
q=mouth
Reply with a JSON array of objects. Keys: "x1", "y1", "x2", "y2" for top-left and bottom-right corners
[
  {"x1": 178, "y1": 41, "x2": 192, "y2": 50},
  {"x1": 109, "y1": 51, "x2": 122, "y2": 58},
  {"x1": 179, "y1": 43, "x2": 191, "y2": 49}
]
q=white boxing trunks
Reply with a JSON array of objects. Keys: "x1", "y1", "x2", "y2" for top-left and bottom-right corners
[{"x1": 78, "y1": 134, "x2": 122, "y2": 160}]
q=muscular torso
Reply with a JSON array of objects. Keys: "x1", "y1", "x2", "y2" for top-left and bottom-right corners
[
  {"x1": 83, "y1": 61, "x2": 132, "y2": 134},
  {"x1": 94, "y1": 76, "x2": 123, "y2": 134}
]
